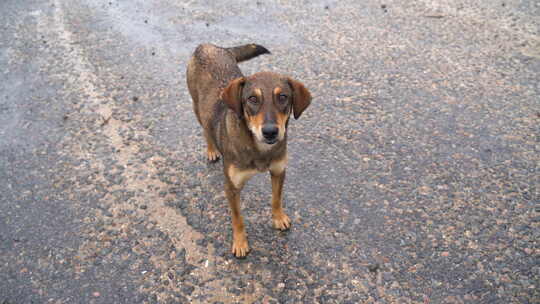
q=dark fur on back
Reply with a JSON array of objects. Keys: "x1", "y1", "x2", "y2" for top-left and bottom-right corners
[{"x1": 187, "y1": 44, "x2": 280, "y2": 169}]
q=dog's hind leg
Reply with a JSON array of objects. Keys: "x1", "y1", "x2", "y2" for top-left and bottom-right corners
[{"x1": 204, "y1": 131, "x2": 221, "y2": 162}]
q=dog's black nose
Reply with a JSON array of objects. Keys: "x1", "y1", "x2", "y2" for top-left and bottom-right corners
[{"x1": 262, "y1": 125, "x2": 278, "y2": 140}]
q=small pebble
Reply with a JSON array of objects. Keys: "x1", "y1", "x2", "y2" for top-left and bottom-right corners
[{"x1": 368, "y1": 263, "x2": 380, "y2": 273}]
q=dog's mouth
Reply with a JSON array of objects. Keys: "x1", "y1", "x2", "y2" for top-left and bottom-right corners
[{"x1": 263, "y1": 138, "x2": 278, "y2": 145}]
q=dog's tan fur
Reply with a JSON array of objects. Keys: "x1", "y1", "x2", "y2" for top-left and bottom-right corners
[{"x1": 186, "y1": 43, "x2": 312, "y2": 258}]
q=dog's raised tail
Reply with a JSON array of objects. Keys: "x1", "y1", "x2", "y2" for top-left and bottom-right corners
[{"x1": 227, "y1": 44, "x2": 270, "y2": 63}]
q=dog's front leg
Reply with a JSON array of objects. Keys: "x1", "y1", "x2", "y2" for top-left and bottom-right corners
[
  {"x1": 224, "y1": 180, "x2": 249, "y2": 257},
  {"x1": 225, "y1": 163, "x2": 256, "y2": 258},
  {"x1": 269, "y1": 157, "x2": 291, "y2": 230}
]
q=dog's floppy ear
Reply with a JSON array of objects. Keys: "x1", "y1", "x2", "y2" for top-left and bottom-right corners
[
  {"x1": 287, "y1": 78, "x2": 312, "y2": 119},
  {"x1": 221, "y1": 77, "x2": 246, "y2": 117}
]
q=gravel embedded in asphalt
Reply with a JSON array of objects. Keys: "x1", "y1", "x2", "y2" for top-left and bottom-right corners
[{"x1": 1, "y1": 0, "x2": 538, "y2": 303}]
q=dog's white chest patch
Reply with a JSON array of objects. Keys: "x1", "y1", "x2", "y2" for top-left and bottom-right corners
[
  {"x1": 228, "y1": 165, "x2": 258, "y2": 188},
  {"x1": 269, "y1": 155, "x2": 288, "y2": 174}
]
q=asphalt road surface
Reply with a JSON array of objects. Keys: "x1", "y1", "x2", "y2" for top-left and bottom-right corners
[{"x1": 1, "y1": 0, "x2": 539, "y2": 303}]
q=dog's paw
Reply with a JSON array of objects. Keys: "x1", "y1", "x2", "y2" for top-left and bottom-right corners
[
  {"x1": 207, "y1": 149, "x2": 221, "y2": 163},
  {"x1": 272, "y1": 211, "x2": 291, "y2": 231},
  {"x1": 232, "y1": 236, "x2": 250, "y2": 258}
]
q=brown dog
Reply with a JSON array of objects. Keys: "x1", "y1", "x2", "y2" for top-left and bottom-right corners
[{"x1": 186, "y1": 43, "x2": 312, "y2": 258}]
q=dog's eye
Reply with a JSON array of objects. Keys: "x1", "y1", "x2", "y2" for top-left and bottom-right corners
[{"x1": 278, "y1": 94, "x2": 288, "y2": 103}]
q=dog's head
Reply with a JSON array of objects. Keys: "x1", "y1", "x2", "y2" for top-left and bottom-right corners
[{"x1": 221, "y1": 72, "x2": 312, "y2": 148}]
